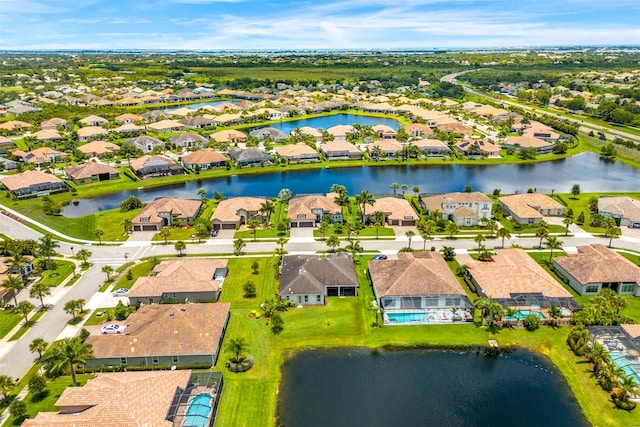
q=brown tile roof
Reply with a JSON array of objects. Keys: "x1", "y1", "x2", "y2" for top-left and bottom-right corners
[
  {"x1": 319, "y1": 140, "x2": 361, "y2": 155},
  {"x1": 79, "y1": 115, "x2": 108, "y2": 125},
  {"x1": 275, "y1": 143, "x2": 318, "y2": 158},
  {"x1": 13, "y1": 147, "x2": 68, "y2": 163},
  {"x1": 128, "y1": 259, "x2": 228, "y2": 298},
  {"x1": 598, "y1": 197, "x2": 640, "y2": 222},
  {"x1": 209, "y1": 129, "x2": 247, "y2": 143},
  {"x1": 133, "y1": 197, "x2": 201, "y2": 225},
  {"x1": 466, "y1": 249, "x2": 571, "y2": 299},
  {"x1": 66, "y1": 163, "x2": 119, "y2": 180},
  {"x1": 420, "y1": 192, "x2": 491, "y2": 213},
  {"x1": 505, "y1": 135, "x2": 554, "y2": 149},
  {"x1": 288, "y1": 194, "x2": 340, "y2": 220},
  {"x1": 146, "y1": 119, "x2": 185, "y2": 132},
  {"x1": 402, "y1": 123, "x2": 433, "y2": 134},
  {"x1": 0, "y1": 120, "x2": 32, "y2": 131},
  {"x1": 113, "y1": 123, "x2": 144, "y2": 133},
  {"x1": 77, "y1": 126, "x2": 108, "y2": 138},
  {"x1": 622, "y1": 324, "x2": 640, "y2": 339},
  {"x1": 554, "y1": 245, "x2": 640, "y2": 286},
  {"x1": 22, "y1": 370, "x2": 192, "y2": 427},
  {"x1": 368, "y1": 139, "x2": 402, "y2": 153},
  {"x1": 129, "y1": 155, "x2": 177, "y2": 172},
  {"x1": 182, "y1": 148, "x2": 227, "y2": 165},
  {"x1": 371, "y1": 197, "x2": 417, "y2": 221},
  {"x1": 326, "y1": 124, "x2": 355, "y2": 137},
  {"x1": 455, "y1": 139, "x2": 500, "y2": 154},
  {"x1": 33, "y1": 129, "x2": 62, "y2": 141},
  {"x1": 85, "y1": 303, "x2": 230, "y2": 359},
  {"x1": 40, "y1": 117, "x2": 67, "y2": 129},
  {"x1": 498, "y1": 193, "x2": 564, "y2": 219},
  {"x1": 211, "y1": 197, "x2": 266, "y2": 222},
  {"x1": 1, "y1": 170, "x2": 63, "y2": 191},
  {"x1": 369, "y1": 252, "x2": 464, "y2": 297},
  {"x1": 437, "y1": 122, "x2": 472, "y2": 135},
  {"x1": 115, "y1": 113, "x2": 143, "y2": 122},
  {"x1": 452, "y1": 206, "x2": 479, "y2": 219},
  {"x1": 412, "y1": 138, "x2": 449, "y2": 151},
  {"x1": 76, "y1": 140, "x2": 120, "y2": 156}
]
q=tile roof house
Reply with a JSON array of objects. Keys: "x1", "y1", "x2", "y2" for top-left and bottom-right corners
[
  {"x1": 112, "y1": 123, "x2": 145, "y2": 135},
  {"x1": 128, "y1": 258, "x2": 229, "y2": 304},
  {"x1": 0, "y1": 256, "x2": 35, "y2": 303},
  {"x1": 65, "y1": 163, "x2": 120, "y2": 185},
  {"x1": 465, "y1": 248, "x2": 574, "y2": 307},
  {"x1": 455, "y1": 140, "x2": 501, "y2": 158},
  {"x1": 296, "y1": 126, "x2": 323, "y2": 143},
  {"x1": 130, "y1": 155, "x2": 185, "y2": 179},
  {"x1": 40, "y1": 117, "x2": 67, "y2": 130},
  {"x1": 228, "y1": 148, "x2": 273, "y2": 167},
  {"x1": 132, "y1": 197, "x2": 202, "y2": 231},
  {"x1": 179, "y1": 116, "x2": 216, "y2": 129},
  {"x1": 77, "y1": 126, "x2": 109, "y2": 142},
  {"x1": 372, "y1": 124, "x2": 397, "y2": 139},
  {"x1": 0, "y1": 135, "x2": 14, "y2": 148},
  {"x1": 209, "y1": 129, "x2": 247, "y2": 144},
  {"x1": 79, "y1": 115, "x2": 108, "y2": 127},
  {"x1": 598, "y1": 196, "x2": 640, "y2": 228},
  {"x1": 84, "y1": 303, "x2": 230, "y2": 369},
  {"x1": 182, "y1": 148, "x2": 228, "y2": 170},
  {"x1": 326, "y1": 125, "x2": 356, "y2": 141},
  {"x1": 368, "y1": 252, "x2": 473, "y2": 323},
  {"x1": 21, "y1": 370, "x2": 221, "y2": 427},
  {"x1": 169, "y1": 132, "x2": 208, "y2": 149},
  {"x1": 0, "y1": 120, "x2": 33, "y2": 133},
  {"x1": 1, "y1": 170, "x2": 67, "y2": 198},
  {"x1": 279, "y1": 253, "x2": 358, "y2": 305},
  {"x1": 211, "y1": 196, "x2": 267, "y2": 230},
  {"x1": 114, "y1": 113, "x2": 143, "y2": 124},
  {"x1": 412, "y1": 138, "x2": 450, "y2": 156},
  {"x1": 368, "y1": 197, "x2": 418, "y2": 226},
  {"x1": 421, "y1": 192, "x2": 492, "y2": 227},
  {"x1": 367, "y1": 139, "x2": 403, "y2": 159},
  {"x1": 503, "y1": 134, "x2": 555, "y2": 154},
  {"x1": 146, "y1": 119, "x2": 185, "y2": 133},
  {"x1": 403, "y1": 123, "x2": 434, "y2": 138},
  {"x1": 275, "y1": 143, "x2": 319, "y2": 163},
  {"x1": 33, "y1": 129, "x2": 62, "y2": 142},
  {"x1": 498, "y1": 193, "x2": 565, "y2": 225},
  {"x1": 126, "y1": 135, "x2": 165, "y2": 153},
  {"x1": 13, "y1": 147, "x2": 69, "y2": 165},
  {"x1": 319, "y1": 140, "x2": 362, "y2": 160},
  {"x1": 553, "y1": 245, "x2": 640, "y2": 296},
  {"x1": 250, "y1": 127, "x2": 288, "y2": 141},
  {"x1": 76, "y1": 140, "x2": 120, "y2": 157},
  {"x1": 288, "y1": 194, "x2": 343, "y2": 228},
  {"x1": 436, "y1": 122, "x2": 473, "y2": 136}
]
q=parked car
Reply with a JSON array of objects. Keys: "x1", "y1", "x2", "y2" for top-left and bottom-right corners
[
  {"x1": 211, "y1": 229, "x2": 219, "y2": 237},
  {"x1": 112, "y1": 288, "x2": 129, "y2": 297},
  {"x1": 371, "y1": 254, "x2": 387, "y2": 260},
  {"x1": 101, "y1": 324, "x2": 126, "y2": 334}
]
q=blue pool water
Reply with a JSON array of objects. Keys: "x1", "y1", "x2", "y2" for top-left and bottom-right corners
[
  {"x1": 263, "y1": 113, "x2": 402, "y2": 134},
  {"x1": 505, "y1": 310, "x2": 545, "y2": 320},
  {"x1": 183, "y1": 393, "x2": 212, "y2": 427},
  {"x1": 387, "y1": 312, "x2": 429, "y2": 323},
  {"x1": 609, "y1": 352, "x2": 640, "y2": 384}
]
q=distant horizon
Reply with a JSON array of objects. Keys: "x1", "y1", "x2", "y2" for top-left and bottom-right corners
[{"x1": 0, "y1": 0, "x2": 638, "y2": 50}]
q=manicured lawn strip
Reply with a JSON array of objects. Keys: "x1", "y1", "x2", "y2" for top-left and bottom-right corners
[
  {"x1": 37, "y1": 261, "x2": 75, "y2": 287},
  {"x1": 9, "y1": 309, "x2": 47, "y2": 341},
  {"x1": 84, "y1": 307, "x2": 115, "y2": 326},
  {"x1": 0, "y1": 310, "x2": 21, "y2": 339},
  {"x1": 219, "y1": 258, "x2": 278, "y2": 309},
  {"x1": 113, "y1": 260, "x2": 156, "y2": 290},
  {"x1": 555, "y1": 192, "x2": 640, "y2": 233}
]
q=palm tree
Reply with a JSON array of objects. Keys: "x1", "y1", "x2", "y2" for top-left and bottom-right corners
[
  {"x1": 101, "y1": 265, "x2": 114, "y2": 281},
  {"x1": 225, "y1": 338, "x2": 249, "y2": 363},
  {"x1": 42, "y1": 337, "x2": 94, "y2": 387},
  {"x1": 390, "y1": 183, "x2": 399, "y2": 195},
  {"x1": 233, "y1": 239, "x2": 246, "y2": 256},
  {"x1": 496, "y1": 227, "x2": 511, "y2": 248},
  {"x1": 0, "y1": 375, "x2": 14, "y2": 402},
  {"x1": 535, "y1": 221, "x2": 549, "y2": 249},
  {"x1": 9, "y1": 250, "x2": 27, "y2": 276},
  {"x1": 326, "y1": 235, "x2": 341, "y2": 252},
  {"x1": 412, "y1": 186, "x2": 420, "y2": 197},
  {"x1": 487, "y1": 301, "x2": 505, "y2": 327},
  {"x1": 276, "y1": 237, "x2": 287, "y2": 249},
  {"x1": 548, "y1": 305, "x2": 562, "y2": 327},
  {"x1": 373, "y1": 211, "x2": 385, "y2": 239},
  {"x1": 588, "y1": 341, "x2": 611, "y2": 377},
  {"x1": 76, "y1": 249, "x2": 92, "y2": 266},
  {"x1": 330, "y1": 184, "x2": 347, "y2": 195},
  {"x1": 15, "y1": 301, "x2": 34, "y2": 324},
  {"x1": 422, "y1": 219, "x2": 436, "y2": 239},
  {"x1": 405, "y1": 230, "x2": 415, "y2": 249},
  {"x1": 354, "y1": 190, "x2": 375, "y2": 222},
  {"x1": 259, "y1": 199, "x2": 275, "y2": 224},
  {"x1": 545, "y1": 235, "x2": 563, "y2": 262},
  {"x1": 605, "y1": 224, "x2": 621, "y2": 248},
  {"x1": 317, "y1": 222, "x2": 329, "y2": 241},
  {"x1": 2, "y1": 275, "x2": 23, "y2": 306},
  {"x1": 122, "y1": 218, "x2": 133, "y2": 234},
  {"x1": 562, "y1": 217, "x2": 573, "y2": 236},
  {"x1": 616, "y1": 375, "x2": 640, "y2": 403},
  {"x1": 30, "y1": 281, "x2": 51, "y2": 308},
  {"x1": 38, "y1": 234, "x2": 59, "y2": 263},
  {"x1": 474, "y1": 234, "x2": 486, "y2": 252},
  {"x1": 29, "y1": 338, "x2": 48, "y2": 359},
  {"x1": 486, "y1": 219, "x2": 497, "y2": 238},
  {"x1": 474, "y1": 297, "x2": 491, "y2": 325},
  {"x1": 247, "y1": 219, "x2": 261, "y2": 242},
  {"x1": 197, "y1": 187, "x2": 207, "y2": 202},
  {"x1": 159, "y1": 226, "x2": 171, "y2": 245},
  {"x1": 174, "y1": 240, "x2": 186, "y2": 256},
  {"x1": 504, "y1": 307, "x2": 517, "y2": 328},
  {"x1": 345, "y1": 240, "x2": 363, "y2": 259},
  {"x1": 445, "y1": 221, "x2": 458, "y2": 239},
  {"x1": 64, "y1": 300, "x2": 81, "y2": 319},
  {"x1": 94, "y1": 228, "x2": 104, "y2": 245},
  {"x1": 401, "y1": 184, "x2": 408, "y2": 196},
  {"x1": 334, "y1": 192, "x2": 351, "y2": 213}
]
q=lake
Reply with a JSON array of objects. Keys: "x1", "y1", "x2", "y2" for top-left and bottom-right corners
[
  {"x1": 62, "y1": 152, "x2": 640, "y2": 216},
  {"x1": 276, "y1": 347, "x2": 588, "y2": 427}
]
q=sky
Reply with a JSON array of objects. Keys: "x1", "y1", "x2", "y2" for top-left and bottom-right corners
[{"x1": 0, "y1": 0, "x2": 638, "y2": 50}]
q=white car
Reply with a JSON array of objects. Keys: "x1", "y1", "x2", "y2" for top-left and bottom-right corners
[
  {"x1": 101, "y1": 324, "x2": 126, "y2": 334},
  {"x1": 112, "y1": 288, "x2": 129, "y2": 297}
]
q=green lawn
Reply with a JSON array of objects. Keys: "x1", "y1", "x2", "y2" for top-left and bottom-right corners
[
  {"x1": 37, "y1": 260, "x2": 76, "y2": 287},
  {"x1": 8, "y1": 309, "x2": 47, "y2": 341},
  {"x1": 113, "y1": 260, "x2": 156, "y2": 290},
  {"x1": 555, "y1": 192, "x2": 640, "y2": 233},
  {"x1": 0, "y1": 310, "x2": 21, "y2": 339}
]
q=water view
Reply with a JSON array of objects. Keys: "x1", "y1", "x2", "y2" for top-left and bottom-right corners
[
  {"x1": 63, "y1": 152, "x2": 640, "y2": 216},
  {"x1": 277, "y1": 348, "x2": 588, "y2": 427}
]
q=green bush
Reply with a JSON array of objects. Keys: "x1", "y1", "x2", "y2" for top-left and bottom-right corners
[
  {"x1": 523, "y1": 314, "x2": 541, "y2": 331},
  {"x1": 28, "y1": 374, "x2": 47, "y2": 395},
  {"x1": 9, "y1": 399, "x2": 26, "y2": 420},
  {"x1": 228, "y1": 354, "x2": 254, "y2": 372},
  {"x1": 243, "y1": 281, "x2": 256, "y2": 298},
  {"x1": 114, "y1": 301, "x2": 128, "y2": 321}
]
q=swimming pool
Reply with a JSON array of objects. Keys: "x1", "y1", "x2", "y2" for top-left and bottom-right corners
[
  {"x1": 609, "y1": 352, "x2": 640, "y2": 384},
  {"x1": 387, "y1": 312, "x2": 429, "y2": 323},
  {"x1": 183, "y1": 393, "x2": 212, "y2": 427},
  {"x1": 505, "y1": 310, "x2": 546, "y2": 320}
]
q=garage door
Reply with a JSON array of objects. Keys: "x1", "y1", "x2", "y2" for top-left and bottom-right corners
[
  {"x1": 142, "y1": 225, "x2": 157, "y2": 231},
  {"x1": 402, "y1": 220, "x2": 416, "y2": 226},
  {"x1": 221, "y1": 223, "x2": 236, "y2": 230},
  {"x1": 298, "y1": 222, "x2": 313, "y2": 228},
  {"x1": 290, "y1": 222, "x2": 298, "y2": 228}
]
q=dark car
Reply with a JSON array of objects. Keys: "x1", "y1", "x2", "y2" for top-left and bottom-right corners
[
  {"x1": 211, "y1": 229, "x2": 219, "y2": 237},
  {"x1": 371, "y1": 254, "x2": 387, "y2": 260}
]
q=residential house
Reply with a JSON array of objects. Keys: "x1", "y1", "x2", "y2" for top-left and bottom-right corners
[
  {"x1": 455, "y1": 140, "x2": 501, "y2": 158},
  {"x1": 319, "y1": 140, "x2": 362, "y2": 160},
  {"x1": 84, "y1": 303, "x2": 230, "y2": 368},
  {"x1": 288, "y1": 194, "x2": 343, "y2": 228},
  {"x1": 169, "y1": 132, "x2": 208, "y2": 149},
  {"x1": 146, "y1": 119, "x2": 185, "y2": 133},
  {"x1": 77, "y1": 126, "x2": 109, "y2": 142},
  {"x1": 498, "y1": 193, "x2": 565, "y2": 224},
  {"x1": 0, "y1": 136, "x2": 14, "y2": 149},
  {"x1": 179, "y1": 116, "x2": 216, "y2": 129},
  {"x1": 132, "y1": 197, "x2": 202, "y2": 231},
  {"x1": 296, "y1": 126, "x2": 323, "y2": 143},
  {"x1": 0, "y1": 120, "x2": 33, "y2": 133},
  {"x1": 436, "y1": 122, "x2": 473, "y2": 136},
  {"x1": 326, "y1": 125, "x2": 356, "y2": 141},
  {"x1": 33, "y1": 129, "x2": 62, "y2": 143},
  {"x1": 126, "y1": 135, "x2": 165, "y2": 153},
  {"x1": 250, "y1": 127, "x2": 288, "y2": 141},
  {"x1": 598, "y1": 196, "x2": 640, "y2": 228},
  {"x1": 211, "y1": 196, "x2": 267, "y2": 230},
  {"x1": 403, "y1": 123, "x2": 434, "y2": 138},
  {"x1": 228, "y1": 148, "x2": 273, "y2": 167},
  {"x1": 7, "y1": 105, "x2": 40, "y2": 115},
  {"x1": 1, "y1": 170, "x2": 67, "y2": 198},
  {"x1": 420, "y1": 192, "x2": 492, "y2": 226},
  {"x1": 412, "y1": 138, "x2": 450, "y2": 156},
  {"x1": 209, "y1": 129, "x2": 248, "y2": 145},
  {"x1": 368, "y1": 252, "x2": 473, "y2": 324},
  {"x1": 367, "y1": 139, "x2": 403, "y2": 159},
  {"x1": 79, "y1": 115, "x2": 108, "y2": 127},
  {"x1": 129, "y1": 155, "x2": 185, "y2": 179},
  {"x1": 128, "y1": 258, "x2": 229, "y2": 304},
  {"x1": 76, "y1": 140, "x2": 120, "y2": 158},
  {"x1": 372, "y1": 124, "x2": 397, "y2": 139},
  {"x1": 40, "y1": 118, "x2": 67, "y2": 130},
  {"x1": 275, "y1": 143, "x2": 319, "y2": 163},
  {"x1": 21, "y1": 370, "x2": 222, "y2": 427},
  {"x1": 368, "y1": 197, "x2": 418, "y2": 226},
  {"x1": 553, "y1": 245, "x2": 640, "y2": 296},
  {"x1": 0, "y1": 256, "x2": 35, "y2": 303},
  {"x1": 503, "y1": 135, "x2": 555, "y2": 154},
  {"x1": 13, "y1": 147, "x2": 69, "y2": 166},
  {"x1": 465, "y1": 248, "x2": 576, "y2": 309},
  {"x1": 279, "y1": 253, "x2": 359, "y2": 305},
  {"x1": 523, "y1": 121, "x2": 560, "y2": 142},
  {"x1": 182, "y1": 148, "x2": 228, "y2": 170},
  {"x1": 114, "y1": 113, "x2": 143, "y2": 124},
  {"x1": 65, "y1": 163, "x2": 119, "y2": 185},
  {"x1": 112, "y1": 123, "x2": 145, "y2": 135},
  {"x1": 0, "y1": 157, "x2": 17, "y2": 171}
]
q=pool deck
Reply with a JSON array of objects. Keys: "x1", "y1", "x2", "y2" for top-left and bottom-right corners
[
  {"x1": 384, "y1": 308, "x2": 473, "y2": 325},
  {"x1": 174, "y1": 386, "x2": 217, "y2": 427}
]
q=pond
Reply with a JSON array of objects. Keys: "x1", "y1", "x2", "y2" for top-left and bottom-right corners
[
  {"x1": 62, "y1": 152, "x2": 640, "y2": 217},
  {"x1": 276, "y1": 347, "x2": 588, "y2": 427}
]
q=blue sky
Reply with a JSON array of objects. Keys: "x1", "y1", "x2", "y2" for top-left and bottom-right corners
[{"x1": 0, "y1": 0, "x2": 638, "y2": 50}]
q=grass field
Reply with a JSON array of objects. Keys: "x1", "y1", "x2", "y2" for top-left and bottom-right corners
[
  {"x1": 113, "y1": 260, "x2": 156, "y2": 290},
  {"x1": 0, "y1": 310, "x2": 21, "y2": 339},
  {"x1": 37, "y1": 261, "x2": 76, "y2": 287}
]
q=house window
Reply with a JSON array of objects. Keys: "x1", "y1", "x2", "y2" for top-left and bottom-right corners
[
  {"x1": 304, "y1": 295, "x2": 308, "y2": 303},
  {"x1": 152, "y1": 357, "x2": 159, "y2": 364},
  {"x1": 120, "y1": 358, "x2": 127, "y2": 365},
  {"x1": 445, "y1": 298, "x2": 460, "y2": 306},
  {"x1": 621, "y1": 284, "x2": 635, "y2": 293},
  {"x1": 316, "y1": 295, "x2": 321, "y2": 303},
  {"x1": 172, "y1": 356, "x2": 179, "y2": 364},
  {"x1": 585, "y1": 285, "x2": 599, "y2": 293}
]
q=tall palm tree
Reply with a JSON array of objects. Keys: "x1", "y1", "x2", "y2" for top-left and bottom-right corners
[
  {"x1": 474, "y1": 297, "x2": 491, "y2": 325},
  {"x1": 259, "y1": 199, "x2": 275, "y2": 224},
  {"x1": 486, "y1": 219, "x2": 497, "y2": 238},
  {"x1": 474, "y1": 234, "x2": 486, "y2": 252},
  {"x1": 226, "y1": 338, "x2": 249, "y2": 363},
  {"x1": 617, "y1": 375, "x2": 640, "y2": 403},
  {"x1": 101, "y1": 265, "x2": 114, "y2": 281},
  {"x1": 605, "y1": 225, "x2": 621, "y2": 248},
  {"x1": 174, "y1": 240, "x2": 186, "y2": 256},
  {"x1": 504, "y1": 307, "x2": 517, "y2": 328},
  {"x1": 29, "y1": 338, "x2": 48, "y2": 359},
  {"x1": 15, "y1": 301, "x2": 34, "y2": 324},
  {"x1": 159, "y1": 226, "x2": 171, "y2": 245},
  {"x1": 354, "y1": 190, "x2": 375, "y2": 223},
  {"x1": 422, "y1": 219, "x2": 436, "y2": 239},
  {"x1": 412, "y1": 186, "x2": 420, "y2": 197},
  {"x1": 233, "y1": 239, "x2": 246, "y2": 256},
  {"x1": 345, "y1": 240, "x2": 363, "y2": 259},
  {"x1": 122, "y1": 218, "x2": 133, "y2": 234},
  {"x1": 405, "y1": 230, "x2": 415, "y2": 249},
  {"x1": 276, "y1": 237, "x2": 287, "y2": 249},
  {"x1": 326, "y1": 235, "x2": 341, "y2": 252},
  {"x1": 76, "y1": 249, "x2": 92, "y2": 266},
  {"x1": 487, "y1": 301, "x2": 505, "y2": 327},
  {"x1": 317, "y1": 222, "x2": 329, "y2": 241},
  {"x1": 373, "y1": 211, "x2": 385, "y2": 239},
  {"x1": 2, "y1": 275, "x2": 24, "y2": 306},
  {"x1": 545, "y1": 235, "x2": 563, "y2": 262},
  {"x1": 38, "y1": 234, "x2": 59, "y2": 263},
  {"x1": 247, "y1": 219, "x2": 261, "y2": 242},
  {"x1": 30, "y1": 281, "x2": 51, "y2": 308},
  {"x1": 445, "y1": 221, "x2": 458, "y2": 239},
  {"x1": 42, "y1": 337, "x2": 94, "y2": 387},
  {"x1": 536, "y1": 221, "x2": 549, "y2": 249},
  {"x1": 562, "y1": 217, "x2": 573, "y2": 236},
  {"x1": 548, "y1": 305, "x2": 562, "y2": 327},
  {"x1": 9, "y1": 250, "x2": 27, "y2": 276},
  {"x1": 334, "y1": 192, "x2": 351, "y2": 214},
  {"x1": 390, "y1": 183, "x2": 399, "y2": 195},
  {"x1": 94, "y1": 228, "x2": 104, "y2": 245},
  {"x1": 0, "y1": 375, "x2": 14, "y2": 402},
  {"x1": 401, "y1": 184, "x2": 408, "y2": 196},
  {"x1": 496, "y1": 227, "x2": 511, "y2": 248}
]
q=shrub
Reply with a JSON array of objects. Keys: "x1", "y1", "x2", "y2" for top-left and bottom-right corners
[
  {"x1": 227, "y1": 355, "x2": 254, "y2": 372},
  {"x1": 28, "y1": 374, "x2": 47, "y2": 395},
  {"x1": 120, "y1": 196, "x2": 143, "y2": 212},
  {"x1": 522, "y1": 314, "x2": 541, "y2": 331},
  {"x1": 271, "y1": 313, "x2": 284, "y2": 335},
  {"x1": 243, "y1": 281, "x2": 256, "y2": 298},
  {"x1": 114, "y1": 301, "x2": 129, "y2": 321},
  {"x1": 126, "y1": 270, "x2": 133, "y2": 281},
  {"x1": 9, "y1": 399, "x2": 26, "y2": 420}
]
